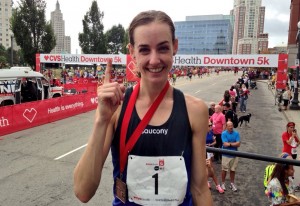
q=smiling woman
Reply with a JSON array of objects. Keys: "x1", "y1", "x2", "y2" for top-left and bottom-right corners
[{"x1": 73, "y1": 10, "x2": 213, "y2": 206}]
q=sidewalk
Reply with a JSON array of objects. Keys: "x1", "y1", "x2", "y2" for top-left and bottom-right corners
[{"x1": 259, "y1": 80, "x2": 300, "y2": 191}]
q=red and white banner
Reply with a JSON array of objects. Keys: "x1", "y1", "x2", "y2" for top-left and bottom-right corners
[
  {"x1": 172, "y1": 54, "x2": 279, "y2": 67},
  {"x1": 0, "y1": 93, "x2": 98, "y2": 136},
  {"x1": 39, "y1": 54, "x2": 127, "y2": 65},
  {"x1": 276, "y1": 53, "x2": 289, "y2": 90},
  {"x1": 38, "y1": 54, "x2": 279, "y2": 68}
]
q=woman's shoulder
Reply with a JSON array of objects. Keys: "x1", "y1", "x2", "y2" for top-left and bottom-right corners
[{"x1": 184, "y1": 94, "x2": 208, "y2": 117}]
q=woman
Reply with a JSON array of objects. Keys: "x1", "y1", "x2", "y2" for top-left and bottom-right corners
[
  {"x1": 208, "y1": 102, "x2": 215, "y2": 117},
  {"x1": 239, "y1": 84, "x2": 249, "y2": 113},
  {"x1": 229, "y1": 85, "x2": 237, "y2": 112},
  {"x1": 206, "y1": 122, "x2": 224, "y2": 194},
  {"x1": 265, "y1": 163, "x2": 298, "y2": 205},
  {"x1": 73, "y1": 10, "x2": 212, "y2": 205},
  {"x1": 282, "y1": 122, "x2": 300, "y2": 159},
  {"x1": 282, "y1": 86, "x2": 292, "y2": 110}
]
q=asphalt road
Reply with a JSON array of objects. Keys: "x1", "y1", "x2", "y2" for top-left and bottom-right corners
[{"x1": 0, "y1": 72, "x2": 288, "y2": 206}]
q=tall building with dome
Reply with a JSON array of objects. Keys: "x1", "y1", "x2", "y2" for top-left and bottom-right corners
[{"x1": 50, "y1": 0, "x2": 71, "y2": 54}]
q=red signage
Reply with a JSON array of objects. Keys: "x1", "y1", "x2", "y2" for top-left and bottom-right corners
[
  {"x1": 0, "y1": 93, "x2": 98, "y2": 136},
  {"x1": 276, "y1": 53, "x2": 288, "y2": 90}
]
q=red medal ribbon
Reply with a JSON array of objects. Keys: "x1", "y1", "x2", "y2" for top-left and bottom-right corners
[{"x1": 119, "y1": 81, "x2": 170, "y2": 175}]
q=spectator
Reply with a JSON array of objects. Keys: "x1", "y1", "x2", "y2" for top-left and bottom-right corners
[
  {"x1": 206, "y1": 121, "x2": 224, "y2": 194},
  {"x1": 208, "y1": 102, "x2": 216, "y2": 117},
  {"x1": 221, "y1": 121, "x2": 241, "y2": 192},
  {"x1": 265, "y1": 162, "x2": 298, "y2": 205},
  {"x1": 263, "y1": 152, "x2": 292, "y2": 190},
  {"x1": 282, "y1": 122, "x2": 300, "y2": 159},
  {"x1": 239, "y1": 84, "x2": 250, "y2": 113},
  {"x1": 282, "y1": 86, "x2": 292, "y2": 110},
  {"x1": 210, "y1": 105, "x2": 226, "y2": 162},
  {"x1": 229, "y1": 85, "x2": 237, "y2": 112}
]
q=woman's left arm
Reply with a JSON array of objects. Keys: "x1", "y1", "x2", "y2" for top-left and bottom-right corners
[{"x1": 185, "y1": 95, "x2": 213, "y2": 205}]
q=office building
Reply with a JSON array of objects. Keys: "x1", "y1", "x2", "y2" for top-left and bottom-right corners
[
  {"x1": 0, "y1": 0, "x2": 13, "y2": 49},
  {"x1": 231, "y1": 0, "x2": 268, "y2": 54},
  {"x1": 174, "y1": 15, "x2": 233, "y2": 55},
  {"x1": 50, "y1": 0, "x2": 71, "y2": 54}
]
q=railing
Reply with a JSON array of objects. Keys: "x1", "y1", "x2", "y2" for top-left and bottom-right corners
[{"x1": 206, "y1": 147, "x2": 300, "y2": 166}]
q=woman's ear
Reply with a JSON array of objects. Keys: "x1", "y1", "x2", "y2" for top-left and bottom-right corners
[
  {"x1": 173, "y1": 39, "x2": 178, "y2": 56},
  {"x1": 128, "y1": 43, "x2": 136, "y2": 62}
]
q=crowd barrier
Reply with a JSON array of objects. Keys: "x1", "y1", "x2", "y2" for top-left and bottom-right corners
[{"x1": 0, "y1": 93, "x2": 98, "y2": 136}]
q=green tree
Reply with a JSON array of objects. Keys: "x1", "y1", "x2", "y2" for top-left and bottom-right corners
[
  {"x1": 79, "y1": 0, "x2": 106, "y2": 54},
  {"x1": 105, "y1": 24, "x2": 126, "y2": 54},
  {"x1": 122, "y1": 29, "x2": 129, "y2": 54},
  {"x1": 6, "y1": 47, "x2": 22, "y2": 66},
  {"x1": 10, "y1": 0, "x2": 56, "y2": 69},
  {"x1": 0, "y1": 44, "x2": 7, "y2": 68}
]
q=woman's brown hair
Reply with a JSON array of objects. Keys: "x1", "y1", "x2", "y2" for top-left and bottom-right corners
[{"x1": 128, "y1": 10, "x2": 175, "y2": 46}]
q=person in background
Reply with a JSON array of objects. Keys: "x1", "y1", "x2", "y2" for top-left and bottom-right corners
[
  {"x1": 73, "y1": 10, "x2": 212, "y2": 205},
  {"x1": 229, "y1": 85, "x2": 237, "y2": 112},
  {"x1": 239, "y1": 84, "x2": 250, "y2": 113},
  {"x1": 210, "y1": 105, "x2": 226, "y2": 163},
  {"x1": 208, "y1": 102, "x2": 215, "y2": 117},
  {"x1": 220, "y1": 121, "x2": 241, "y2": 192},
  {"x1": 263, "y1": 152, "x2": 292, "y2": 190},
  {"x1": 206, "y1": 121, "x2": 224, "y2": 194},
  {"x1": 282, "y1": 86, "x2": 292, "y2": 111},
  {"x1": 265, "y1": 162, "x2": 299, "y2": 205},
  {"x1": 282, "y1": 122, "x2": 300, "y2": 159}
]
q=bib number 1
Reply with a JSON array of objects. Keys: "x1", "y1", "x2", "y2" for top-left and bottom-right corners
[{"x1": 127, "y1": 155, "x2": 188, "y2": 205}]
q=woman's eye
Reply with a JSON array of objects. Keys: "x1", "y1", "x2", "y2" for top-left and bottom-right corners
[
  {"x1": 139, "y1": 48, "x2": 149, "y2": 53},
  {"x1": 159, "y1": 46, "x2": 170, "y2": 52}
]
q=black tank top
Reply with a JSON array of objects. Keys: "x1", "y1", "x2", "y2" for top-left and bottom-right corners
[{"x1": 111, "y1": 87, "x2": 193, "y2": 205}]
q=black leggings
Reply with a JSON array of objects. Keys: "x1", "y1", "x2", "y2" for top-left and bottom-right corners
[{"x1": 214, "y1": 133, "x2": 222, "y2": 161}]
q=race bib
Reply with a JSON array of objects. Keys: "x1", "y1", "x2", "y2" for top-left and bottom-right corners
[
  {"x1": 127, "y1": 155, "x2": 188, "y2": 206},
  {"x1": 292, "y1": 147, "x2": 298, "y2": 154}
]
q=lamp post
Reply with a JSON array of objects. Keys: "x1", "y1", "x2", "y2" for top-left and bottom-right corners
[
  {"x1": 10, "y1": 34, "x2": 14, "y2": 67},
  {"x1": 290, "y1": 21, "x2": 300, "y2": 110}
]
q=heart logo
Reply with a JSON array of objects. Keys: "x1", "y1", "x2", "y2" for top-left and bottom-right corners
[
  {"x1": 127, "y1": 61, "x2": 136, "y2": 75},
  {"x1": 44, "y1": 55, "x2": 49, "y2": 61},
  {"x1": 23, "y1": 108, "x2": 37, "y2": 123}
]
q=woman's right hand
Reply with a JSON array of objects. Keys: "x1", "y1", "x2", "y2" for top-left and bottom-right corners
[{"x1": 97, "y1": 59, "x2": 125, "y2": 121}]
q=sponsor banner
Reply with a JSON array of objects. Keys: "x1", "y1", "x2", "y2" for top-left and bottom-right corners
[
  {"x1": 276, "y1": 53, "x2": 289, "y2": 90},
  {"x1": 172, "y1": 54, "x2": 279, "y2": 67},
  {"x1": 0, "y1": 93, "x2": 98, "y2": 136},
  {"x1": 126, "y1": 54, "x2": 140, "y2": 82},
  {"x1": 39, "y1": 54, "x2": 127, "y2": 65},
  {"x1": 39, "y1": 54, "x2": 279, "y2": 67}
]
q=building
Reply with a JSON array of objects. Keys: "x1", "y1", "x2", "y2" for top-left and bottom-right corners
[
  {"x1": 174, "y1": 15, "x2": 233, "y2": 55},
  {"x1": 287, "y1": 0, "x2": 300, "y2": 67},
  {"x1": 268, "y1": 43, "x2": 288, "y2": 54},
  {"x1": 50, "y1": 0, "x2": 71, "y2": 54},
  {"x1": 0, "y1": 0, "x2": 13, "y2": 49},
  {"x1": 231, "y1": 0, "x2": 268, "y2": 54}
]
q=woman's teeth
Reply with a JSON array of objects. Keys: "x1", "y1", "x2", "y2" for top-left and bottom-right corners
[{"x1": 148, "y1": 68, "x2": 163, "y2": 73}]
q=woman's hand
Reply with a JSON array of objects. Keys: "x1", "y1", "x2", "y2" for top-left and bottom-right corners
[{"x1": 97, "y1": 59, "x2": 125, "y2": 121}]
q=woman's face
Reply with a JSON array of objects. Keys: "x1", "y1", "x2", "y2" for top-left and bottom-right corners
[
  {"x1": 285, "y1": 165, "x2": 295, "y2": 178},
  {"x1": 129, "y1": 22, "x2": 178, "y2": 84}
]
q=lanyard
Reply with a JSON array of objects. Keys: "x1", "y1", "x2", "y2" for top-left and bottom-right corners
[{"x1": 119, "y1": 81, "x2": 170, "y2": 175}]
